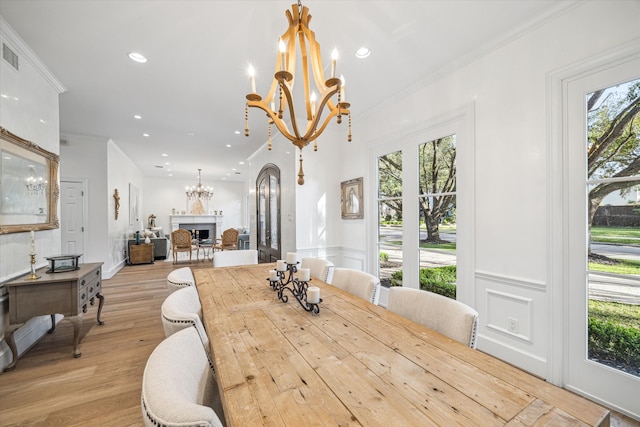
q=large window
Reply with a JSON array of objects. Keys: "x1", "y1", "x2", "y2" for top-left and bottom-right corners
[
  {"x1": 418, "y1": 135, "x2": 457, "y2": 297},
  {"x1": 585, "y1": 77, "x2": 639, "y2": 377},
  {"x1": 377, "y1": 150, "x2": 403, "y2": 287}
]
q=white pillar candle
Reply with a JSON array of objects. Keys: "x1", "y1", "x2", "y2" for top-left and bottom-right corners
[
  {"x1": 276, "y1": 260, "x2": 287, "y2": 271},
  {"x1": 268, "y1": 270, "x2": 277, "y2": 281},
  {"x1": 307, "y1": 286, "x2": 320, "y2": 304},
  {"x1": 30, "y1": 230, "x2": 35, "y2": 253},
  {"x1": 298, "y1": 268, "x2": 310, "y2": 282},
  {"x1": 286, "y1": 252, "x2": 298, "y2": 264}
]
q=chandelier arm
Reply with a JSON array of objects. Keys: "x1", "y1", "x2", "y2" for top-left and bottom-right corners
[
  {"x1": 297, "y1": 31, "x2": 313, "y2": 121},
  {"x1": 246, "y1": 99, "x2": 298, "y2": 143},
  {"x1": 278, "y1": 80, "x2": 303, "y2": 141},
  {"x1": 302, "y1": 86, "x2": 340, "y2": 140}
]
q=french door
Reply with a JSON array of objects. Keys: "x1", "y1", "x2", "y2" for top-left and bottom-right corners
[
  {"x1": 256, "y1": 164, "x2": 281, "y2": 263},
  {"x1": 565, "y1": 55, "x2": 639, "y2": 419}
]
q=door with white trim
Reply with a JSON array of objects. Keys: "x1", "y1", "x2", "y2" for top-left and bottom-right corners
[
  {"x1": 60, "y1": 180, "x2": 85, "y2": 259},
  {"x1": 565, "y1": 56, "x2": 640, "y2": 419}
]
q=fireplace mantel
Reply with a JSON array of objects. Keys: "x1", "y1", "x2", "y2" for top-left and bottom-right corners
[{"x1": 170, "y1": 215, "x2": 223, "y2": 240}]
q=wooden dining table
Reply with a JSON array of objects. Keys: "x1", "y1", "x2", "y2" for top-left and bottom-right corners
[{"x1": 195, "y1": 264, "x2": 610, "y2": 426}]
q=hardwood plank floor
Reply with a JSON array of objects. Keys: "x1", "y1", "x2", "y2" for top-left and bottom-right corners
[
  {"x1": 0, "y1": 260, "x2": 209, "y2": 427},
  {"x1": 0, "y1": 260, "x2": 637, "y2": 426}
]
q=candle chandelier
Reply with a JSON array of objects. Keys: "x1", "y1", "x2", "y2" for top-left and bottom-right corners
[
  {"x1": 25, "y1": 167, "x2": 47, "y2": 196},
  {"x1": 244, "y1": 0, "x2": 352, "y2": 185},
  {"x1": 185, "y1": 169, "x2": 213, "y2": 201}
]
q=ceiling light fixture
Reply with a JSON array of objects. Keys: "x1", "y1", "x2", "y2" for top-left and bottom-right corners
[
  {"x1": 355, "y1": 47, "x2": 371, "y2": 59},
  {"x1": 186, "y1": 168, "x2": 213, "y2": 201},
  {"x1": 134, "y1": 114, "x2": 142, "y2": 119},
  {"x1": 128, "y1": 52, "x2": 147, "y2": 63},
  {"x1": 244, "y1": 0, "x2": 351, "y2": 185}
]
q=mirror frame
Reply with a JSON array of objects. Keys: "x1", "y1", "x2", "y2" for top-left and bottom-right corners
[{"x1": 0, "y1": 127, "x2": 60, "y2": 234}]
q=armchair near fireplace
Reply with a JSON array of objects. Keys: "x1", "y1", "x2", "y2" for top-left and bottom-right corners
[
  {"x1": 171, "y1": 229, "x2": 199, "y2": 264},
  {"x1": 213, "y1": 228, "x2": 239, "y2": 251}
]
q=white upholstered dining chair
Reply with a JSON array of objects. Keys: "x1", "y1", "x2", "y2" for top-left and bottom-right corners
[
  {"x1": 166, "y1": 266, "x2": 195, "y2": 293},
  {"x1": 141, "y1": 327, "x2": 224, "y2": 427},
  {"x1": 300, "y1": 257, "x2": 334, "y2": 283},
  {"x1": 212, "y1": 249, "x2": 258, "y2": 268},
  {"x1": 331, "y1": 268, "x2": 380, "y2": 305},
  {"x1": 160, "y1": 286, "x2": 209, "y2": 350},
  {"x1": 387, "y1": 287, "x2": 479, "y2": 348}
]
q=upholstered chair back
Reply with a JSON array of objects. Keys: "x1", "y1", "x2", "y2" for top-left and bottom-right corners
[
  {"x1": 166, "y1": 267, "x2": 195, "y2": 293},
  {"x1": 387, "y1": 287, "x2": 479, "y2": 348},
  {"x1": 141, "y1": 327, "x2": 224, "y2": 427},
  {"x1": 216, "y1": 228, "x2": 239, "y2": 250},
  {"x1": 161, "y1": 286, "x2": 209, "y2": 350},
  {"x1": 331, "y1": 268, "x2": 380, "y2": 305},
  {"x1": 213, "y1": 249, "x2": 258, "y2": 268},
  {"x1": 300, "y1": 257, "x2": 335, "y2": 284}
]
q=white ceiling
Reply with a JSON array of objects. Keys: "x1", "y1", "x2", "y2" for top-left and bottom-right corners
[{"x1": 0, "y1": 0, "x2": 575, "y2": 183}]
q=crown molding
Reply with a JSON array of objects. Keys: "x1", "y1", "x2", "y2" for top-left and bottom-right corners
[{"x1": 0, "y1": 15, "x2": 66, "y2": 94}]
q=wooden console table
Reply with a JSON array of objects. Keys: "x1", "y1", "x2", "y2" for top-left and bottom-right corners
[{"x1": 3, "y1": 262, "x2": 104, "y2": 371}]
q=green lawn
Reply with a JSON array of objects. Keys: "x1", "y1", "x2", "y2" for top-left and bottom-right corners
[
  {"x1": 589, "y1": 258, "x2": 640, "y2": 275},
  {"x1": 591, "y1": 226, "x2": 640, "y2": 245}
]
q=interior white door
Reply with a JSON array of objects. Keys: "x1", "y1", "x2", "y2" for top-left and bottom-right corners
[
  {"x1": 565, "y1": 56, "x2": 640, "y2": 419},
  {"x1": 60, "y1": 180, "x2": 85, "y2": 258}
]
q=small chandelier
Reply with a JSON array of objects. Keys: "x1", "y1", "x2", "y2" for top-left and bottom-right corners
[
  {"x1": 25, "y1": 168, "x2": 47, "y2": 195},
  {"x1": 185, "y1": 169, "x2": 213, "y2": 201},
  {"x1": 244, "y1": 0, "x2": 351, "y2": 185}
]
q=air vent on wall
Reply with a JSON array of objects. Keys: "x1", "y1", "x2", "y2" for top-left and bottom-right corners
[{"x1": 2, "y1": 43, "x2": 19, "y2": 70}]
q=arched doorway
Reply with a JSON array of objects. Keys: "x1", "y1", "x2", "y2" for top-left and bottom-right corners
[{"x1": 256, "y1": 164, "x2": 281, "y2": 263}]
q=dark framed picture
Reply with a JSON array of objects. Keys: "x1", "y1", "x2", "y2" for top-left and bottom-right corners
[{"x1": 341, "y1": 177, "x2": 363, "y2": 219}]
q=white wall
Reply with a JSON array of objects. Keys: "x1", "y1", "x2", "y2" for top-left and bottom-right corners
[
  {"x1": 0, "y1": 16, "x2": 65, "y2": 370},
  {"x1": 143, "y1": 176, "x2": 245, "y2": 236},
  {"x1": 60, "y1": 135, "x2": 143, "y2": 278},
  {"x1": 339, "y1": 0, "x2": 640, "y2": 380},
  {"x1": 107, "y1": 141, "x2": 144, "y2": 272}
]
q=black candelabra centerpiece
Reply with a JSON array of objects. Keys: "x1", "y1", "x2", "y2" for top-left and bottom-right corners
[{"x1": 267, "y1": 259, "x2": 321, "y2": 315}]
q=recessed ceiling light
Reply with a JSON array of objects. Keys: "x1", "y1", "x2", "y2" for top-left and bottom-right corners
[
  {"x1": 226, "y1": 144, "x2": 231, "y2": 148},
  {"x1": 161, "y1": 153, "x2": 168, "y2": 157},
  {"x1": 143, "y1": 133, "x2": 150, "y2": 137},
  {"x1": 355, "y1": 47, "x2": 371, "y2": 59},
  {"x1": 187, "y1": 132, "x2": 195, "y2": 136},
  {"x1": 128, "y1": 52, "x2": 147, "y2": 63},
  {"x1": 168, "y1": 174, "x2": 173, "y2": 177},
  {"x1": 164, "y1": 162, "x2": 170, "y2": 165},
  {"x1": 239, "y1": 161, "x2": 245, "y2": 165},
  {"x1": 133, "y1": 115, "x2": 142, "y2": 120},
  {"x1": 232, "y1": 168, "x2": 237, "y2": 171},
  {"x1": 234, "y1": 131, "x2": 241, "y2": 135}
]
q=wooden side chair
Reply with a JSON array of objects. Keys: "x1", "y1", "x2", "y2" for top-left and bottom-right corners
[
  {"x1": 171, "y1": 229, "x2": 198, "y2": 264},
  {"x1": 387, "y1": 287, "x2": 479, "y2": 348},
  {"x1": 214, "y1": 228, "x2": 239, "y2": 251}
]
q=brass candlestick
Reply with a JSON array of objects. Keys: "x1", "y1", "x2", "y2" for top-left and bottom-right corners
[{"x1": 25, "y1": 253, "x2": 41, "y2": 280}]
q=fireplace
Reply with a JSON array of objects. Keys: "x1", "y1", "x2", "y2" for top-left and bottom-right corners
[
  {"x1": 180, "y1": 224, "x2": 213, "y2": 241},
  {"x1": 170, "y1": 214, "x2": 223, "y2": 240}
]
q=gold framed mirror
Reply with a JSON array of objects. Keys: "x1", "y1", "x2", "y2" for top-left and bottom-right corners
[{"x1": 0, "y1": 127, "x2": 59, "y2": 234}]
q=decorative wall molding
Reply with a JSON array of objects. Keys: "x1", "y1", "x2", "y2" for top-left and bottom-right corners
[
  {"x1": 475, "y1": 270, "x2": 546, "y2": 291},
  {"x1": 485, "y1": 289, "x2": 534, "y2": 343}
]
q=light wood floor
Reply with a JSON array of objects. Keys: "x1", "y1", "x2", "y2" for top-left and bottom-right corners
[{"x1": 0, "y1": 260, "x2": 638, "y2": 426}]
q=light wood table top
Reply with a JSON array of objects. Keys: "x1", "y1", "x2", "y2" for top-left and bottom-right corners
[{"x1": 195, "y1": 264, "x2": 610, "y2": 426}]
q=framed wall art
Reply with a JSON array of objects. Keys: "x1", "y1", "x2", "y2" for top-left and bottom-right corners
[{"x1": 341, "y1": 177, "x2": 363, "y2": 219}]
